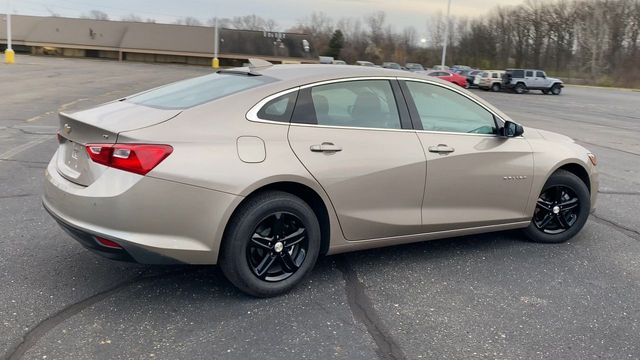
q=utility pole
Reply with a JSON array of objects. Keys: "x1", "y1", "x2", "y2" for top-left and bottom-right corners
[
  {"x1": 440, "y1": 0, "x2": 452, "y2": 68},
  {"x1": 212, "y1": 17, "x2": 219, "y2": 69},
  {"x1": 4, "y1": 0, "x2": 14, "y2": 64}
]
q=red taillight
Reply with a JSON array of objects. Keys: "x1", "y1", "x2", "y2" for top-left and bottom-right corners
[
  {"x1": 85, "y1": 144, "x2": 173, "y2": 175},
  {"x1": 95, "y1": 236, "x2": 123, "y2": 249}
]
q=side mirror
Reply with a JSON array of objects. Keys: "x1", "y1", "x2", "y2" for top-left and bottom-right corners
[{"x1": 501, "y1": 121, "x2": 524, "y2": 137}]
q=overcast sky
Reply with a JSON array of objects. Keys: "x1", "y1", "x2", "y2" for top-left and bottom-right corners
[{"x1": 10, "y1": 0, "x2": 526, "y2": 33}]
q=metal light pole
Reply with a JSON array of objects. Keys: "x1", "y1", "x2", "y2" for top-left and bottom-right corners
[
  {"x1": 212, "y1": 17, "x2": 219, "y2": 69},
  {"x1": 440, "y1": 0, "x2": 452, "y2": 68},
  {"x1": 4, "y1": 0, "x2": 14, "y2": 64}
]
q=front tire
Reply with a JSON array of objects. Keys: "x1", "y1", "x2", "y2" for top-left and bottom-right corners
[
  {"x1": 523, "y1": 170, "x2": 590, "y2": 243},
  {"x1": 220, "y1": 191, "x2": 321, "y2": 297},
  {"x1": 550, "y1": 84, "x2": 562, "y2": 95}
]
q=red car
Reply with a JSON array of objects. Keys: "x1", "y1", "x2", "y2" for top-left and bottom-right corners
[{"x1": 426, "y1": 70, "x2": 469, "y2": 88}]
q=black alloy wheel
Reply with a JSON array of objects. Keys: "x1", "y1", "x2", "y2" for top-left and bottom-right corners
[
  {"x1": 247, "y1": 212, "x2": 307, "y2": 282},
  {"x1": 523, "y1": 169, "x2": 590, "y2": 243},
  {"x1": 533, "y1": 185, "x2": 580, "y2": 234},
  {"x1": 220, "y1": 190, "x2": 321, "y2": 297}
]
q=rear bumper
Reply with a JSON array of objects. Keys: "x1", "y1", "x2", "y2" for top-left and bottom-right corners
[
  {"x1": 44, "y1": 201, "x2": 178, "y2": 263},
  {"x1": 43, "y1": 153, "x2": 241, "y2": 264}
]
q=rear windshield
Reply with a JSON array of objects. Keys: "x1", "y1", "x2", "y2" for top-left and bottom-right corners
[{"x1": 128, "y1": 72, "x2": 275, "y2": 109}]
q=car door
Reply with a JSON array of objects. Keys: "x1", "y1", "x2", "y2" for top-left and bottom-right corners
[
  {"x1": 287, "y1": 79, "x2": 426, "y2": 240},
  {"x1": 400, "y1": 80, "x2": 534, "y2": 232},
  {"x1": 536, "y1": 71, "x2": 550, "y2": 88},
  {"x1": 525, "y1": 70, "x2": 544, "y2": 89}
]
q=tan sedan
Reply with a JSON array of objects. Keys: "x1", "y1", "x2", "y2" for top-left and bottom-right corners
[{"x1": 44, "y1": 62, "x2": 598, "y2": 297}]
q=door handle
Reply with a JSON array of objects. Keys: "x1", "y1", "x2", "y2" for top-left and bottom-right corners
[
  {"x1": 310, "y1": 142, "x2": 342, "y2": 153},
  {"x1": 428, "y1": 144, "x2": 455, "y2": 153}
]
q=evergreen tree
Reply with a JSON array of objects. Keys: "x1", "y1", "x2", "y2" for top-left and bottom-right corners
[{"x1": 325, "y1": 29, "x2": 345, "y2": 59}]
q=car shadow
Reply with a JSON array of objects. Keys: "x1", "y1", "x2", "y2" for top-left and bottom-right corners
[{"x1": 98, "y1": 229, "x2": 535, "y2": 300}]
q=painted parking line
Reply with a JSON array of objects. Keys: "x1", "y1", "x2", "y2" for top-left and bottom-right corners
[
  {"x1": 0, "y1": 136, "x2": 54, "y2": 160},
  {"x1": 26, "y1": 98, "x2": 88, "y2": 122}
]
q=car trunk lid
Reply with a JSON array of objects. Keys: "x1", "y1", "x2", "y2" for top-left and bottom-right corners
[{"x1": 56, "y1": 101, "x2": 181, "y2": 186}]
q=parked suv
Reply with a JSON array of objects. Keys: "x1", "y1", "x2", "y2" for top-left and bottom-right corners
[
  {"x1": 405, "y1": 63, "x2": 425, "y2": 72},
  {"x1": 382, "y1": 62, "x2": 403, "y2": 70},
  {"x1": 502, "y1": 69, "x2": 564, "y2": 95},
  {"x1": 478, "y1": 70, "x2": 505, "y2": 91}
]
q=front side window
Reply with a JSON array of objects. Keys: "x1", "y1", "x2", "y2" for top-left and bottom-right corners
[
  {"x1": 129, "y1": 73, "x2": 274, "y2": 109},
  {"x1": 405, "y1": 81, "x2": 497, "y2": 135},
  {"x1": 536, "y1": 71, "x2": 546, "y2": 78},
  {"x1": 293, "y1": 80, "x2": 401, "y2": 130}
]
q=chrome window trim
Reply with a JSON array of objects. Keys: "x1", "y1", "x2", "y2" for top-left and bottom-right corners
[
  {"x1": 397, "y1": 77, "x2": 507, "y2": 126},
  {"x1": 246, "y1": 86, "x2": 300, "y2": 123},
  {"x1": 246, "y1": 76, "x2": 514, "y2": 137},
  {"x1": 298, "y1": 76, "x2": 398, "y2": 89}
]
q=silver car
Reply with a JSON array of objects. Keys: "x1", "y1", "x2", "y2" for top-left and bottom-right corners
[{"x1": 44, "y1": 62, "x2": 598, "y2": 297}]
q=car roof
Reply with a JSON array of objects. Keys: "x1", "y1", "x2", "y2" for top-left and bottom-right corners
[
  {"x1": 248, "y1": 64, "x2": 444, "y2": 85},
  {"x1": 188, "y1": 64, "x2": 516, "y2": 125}
]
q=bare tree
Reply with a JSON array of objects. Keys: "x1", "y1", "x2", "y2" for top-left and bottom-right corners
[
  {"x1": 121, "y1": 14, "x2": 142, "y2": 22},
  {"x1": 81, "y1": 10, "x2": 109, "y2": 21}
]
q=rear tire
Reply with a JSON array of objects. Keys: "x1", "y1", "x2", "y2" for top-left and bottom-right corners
[
  {"x1": 523, "y1": 170, "x2": 590, "y2": 243},
  {"x1": 220, "y1": 191, "x2": 321, "y2": 297},
  {"x1": 491, "y1": 83, "x2": 501, "y2": 92},
  {"x1": 514, "y1": 83, "x2": 526, "y2": 94}
]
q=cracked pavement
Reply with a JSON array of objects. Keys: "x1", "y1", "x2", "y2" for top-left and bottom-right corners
[{"x1": 1, "y1": 55, "x2": 640, "y2": 359}]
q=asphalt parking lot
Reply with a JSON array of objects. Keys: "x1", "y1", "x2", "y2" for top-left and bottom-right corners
[{"x1": 1, "y1": 55, "x2": 640, "y2": 360}]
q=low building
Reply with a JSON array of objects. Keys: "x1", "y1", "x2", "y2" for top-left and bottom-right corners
[{"x1": 0, "y1": 14, "x2": 317, "y2": 65}]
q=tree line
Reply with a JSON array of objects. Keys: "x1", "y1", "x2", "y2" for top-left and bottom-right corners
[{"x1": 81, "y1": 0, "x2": 640, "y2": 87}]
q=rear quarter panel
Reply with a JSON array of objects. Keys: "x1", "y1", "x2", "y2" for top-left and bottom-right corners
[{"x1": 116, "y1": 87, "x2": 347, "y2": 259}]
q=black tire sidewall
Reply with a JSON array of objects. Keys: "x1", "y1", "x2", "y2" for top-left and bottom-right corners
[
  {"x1": 515, "y1": 83, "x2": 526, "y2": 94},
  {"x1": 220, "y1": 191, "x2": 321, "y2": 297},
  {"x1": 551, "y1": 84, "x2": 562, "y2": 95},
  {"x1": 492, "y1": 83, "x2": 501, "y2": 92},
  {"x1": 524, "y1": 170, "x2": 590, "y2": 243}
]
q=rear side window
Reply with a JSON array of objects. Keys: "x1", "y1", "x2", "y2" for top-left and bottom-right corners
[
  {"x1": 510, "y1": 70, "x2": 524, "y2": 78},
  {"x1": 292, "y1": 80, "x2": 401, "y2": 130},
  {"x1": 129, "y1": 73, "x2": 274, "y2": 109},
  {"x1": 525, "y1": 70, "x2": 534, "y2": 77},
  {"x1": 257, "y1": 91, "x2": 298, "y2": 123}
]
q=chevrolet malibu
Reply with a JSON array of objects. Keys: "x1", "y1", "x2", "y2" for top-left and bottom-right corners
[{"x1": 44, "y1": 62, "x2": 598, "y2": 297}]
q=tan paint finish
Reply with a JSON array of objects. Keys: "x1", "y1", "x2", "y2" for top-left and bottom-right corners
[
  {"x1": 287, "y1": 124, "x2": 426, "y2": 240},
  {"x1": 43, "y1": 65, "x2": 599, "y2": 265},
  {"x1": 237, "y1": 136, "x2": 266, "y2": 163},
  {"x1": 416, "y1": 132, "x2": 534, "y2": 231}
]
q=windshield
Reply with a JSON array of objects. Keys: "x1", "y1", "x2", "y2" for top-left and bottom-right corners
[{"x1": 128, "y1": 72, "x2": 275, "y2": 109}]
